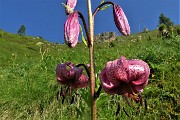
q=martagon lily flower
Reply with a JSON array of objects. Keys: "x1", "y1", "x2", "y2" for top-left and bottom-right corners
[
  {"x1": 113, "y1": 4, "x2": 130, "y2": 36},
  {"x1": 64, "y1": 11, "x2": 80, "y2": 48},
  {"x1": 65, "y1": 0, "x2": 77, "y2": 15},
  {"x1": 56, "y1": 62, "x2": 89, "y2": 89},
  {"x1": 100, "y1": 56, "x2": 150, "y2": 96}
]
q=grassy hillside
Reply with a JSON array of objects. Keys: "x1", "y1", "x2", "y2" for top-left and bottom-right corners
[{"x1": 0, "y1": 29, "x2": 180, "y2": 119}]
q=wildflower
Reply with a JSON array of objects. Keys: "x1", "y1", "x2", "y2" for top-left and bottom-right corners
[
  {"x1": 65, "y1": 0, "x2": 77, "y2": 14},
  {"x1": 113, "y1": 4, "x2": 130, "y2": 36},
  {"x1": 64, "y1": 11, "x2": 80, "y2": 48},
  {"x1": 100, "y1": 56, "x2": 150, "y2": 96},
  {"x1": 56, "y1": 62, "x2": 89, "y2": 89}
]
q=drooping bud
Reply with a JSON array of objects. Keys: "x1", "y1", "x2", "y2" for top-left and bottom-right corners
[
  {"x1": 65, "y1": 0, "x2": 77, "y2": 15},
  {"x1": 113, "y1": 4, "x2": 130, "y2": 36},
  {"x1": 64, "y1": 11, "x2": 80, "y2": 48}
]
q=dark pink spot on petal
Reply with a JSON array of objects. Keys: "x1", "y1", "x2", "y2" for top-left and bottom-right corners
[{"x1": 73, "y1": 74, "x2": 89, "y2": 89}]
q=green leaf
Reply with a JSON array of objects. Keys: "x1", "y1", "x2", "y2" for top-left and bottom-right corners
[
  {"x1": 79, "y1": 89, "x2": 91, "y2": 107},
  {"x1": 100, "y1": 4, "x2": 111, "y2": 11},
  {"x1": 101, "y1": 0, "x2": 104, "y2": 4},
  {"x1": 80, "y1": 25, "x2": 88, "y2": 46},
  {"x1": 96, "y1": 93, "x2": 108, "y2": 108},
  {"x1": 75, "y1": 106, "x2": 83, "y2": 117}
]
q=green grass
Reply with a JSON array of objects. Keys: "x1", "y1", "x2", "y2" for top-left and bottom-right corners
[{"x1": 0, "y1": 29, "x2": 179, "y2": 119}]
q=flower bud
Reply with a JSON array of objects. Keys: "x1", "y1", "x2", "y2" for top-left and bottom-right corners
[
  {"x1": 65, "y1": 0, "x2": 77, "y2": 15},
  {"x1": 113, "y1": 4, "x2": 130, "y2": 36},
  {"x1": 64, "y1": 11, "x2": 80, "y2": 48}
]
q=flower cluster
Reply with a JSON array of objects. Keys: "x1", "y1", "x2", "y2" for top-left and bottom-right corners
[
  {"x1": 56, "y1": 56, "x2": 150, "y2": 96},
  {"x1": 58, "y1": 0, "x2": 150, "y2": 96},
  {"x1": 58, "y1": 1, "x2": 150, "y2": 116},
  {"x1": 63, "y1": 1, "x2": 130, "y2": 48}
]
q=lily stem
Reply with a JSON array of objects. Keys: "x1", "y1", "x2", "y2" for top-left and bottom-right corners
[
  {"x1": 78, "y1": 12, "x2": 91, "y2": 47},
  {"x1": 76, "y1": 64, "x2": 90, "y2": 78},
  {"x1": 87, "y1": 0, "x2": 96, "y2": 120}
]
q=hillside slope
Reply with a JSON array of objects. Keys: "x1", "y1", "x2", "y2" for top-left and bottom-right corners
[{"x1": 0, "y1": 29, "x2": 180, "y2": 119}]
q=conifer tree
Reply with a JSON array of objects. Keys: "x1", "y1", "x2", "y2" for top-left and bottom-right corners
[{"x1": 17, "y1": 25, "x2": 26, "y2": 36}]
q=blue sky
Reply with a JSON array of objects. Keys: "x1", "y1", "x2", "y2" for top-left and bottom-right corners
[{"x1": 0, "y1": 0, "x2": 179, "y2": 43}]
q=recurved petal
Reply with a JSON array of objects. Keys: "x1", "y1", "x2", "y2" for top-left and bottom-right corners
[
  {"x1": 65, "y1": 62, "x2": 74, "y2": 68},
  {"x1": 128, "y1": 60, "x2": 150, "y2": 86},
  {"x1": 100, "y1": 68, "x2": 114, "y2": 89},
  {"x1": 56, "y1": 63, "x2": 75, "y2": 84},
  {"x1": 105, "y1": 59, "x2": 120, "y2": 85},
  {"x1": 131, "y1": 84, "x2": 145, "y2": 93},
  {"x1": 72, "y1": 67, "x2": 83, "y2": 80},
  {"x1": 100, "y1": 68, "x2": 119, "y2": 94},
  {"x1": 113, "y1": 4, "x2": 130, "y2": 36},
  {"x1": 56, "y1": 63, "x2": 67, "y2": 81},
  {"x1": 114, "y1": 56, "x2": 129, "y2": 82}
]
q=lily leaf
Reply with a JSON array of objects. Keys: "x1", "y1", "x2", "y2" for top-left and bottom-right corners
[
  {"x1": 101, "y1": 0, "x2": 104, "y2": 4},
  {"x1": 96, "y1": 93, "x2": 108, "y2": 108},
  {"x1": 80, "y1": 25, "x2": 88, "y2": 46},
  {"x1": 100, "y1": 4, "x2": 111, "y2": 11}
]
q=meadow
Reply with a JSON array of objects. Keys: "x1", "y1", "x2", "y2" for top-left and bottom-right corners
[{"x1": 0, "y1": 28, "x2": 179, "y2": 119}]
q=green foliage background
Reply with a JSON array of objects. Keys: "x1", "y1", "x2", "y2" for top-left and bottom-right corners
[{"x1": 0, "y1": 28, "x2": 179, "y2": 119}]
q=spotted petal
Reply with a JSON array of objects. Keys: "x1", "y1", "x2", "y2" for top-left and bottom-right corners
[
  {"x1": 105, "y1": 59, "x2": 121, "y2": 85},
  {"x1": 100, "y1": 68, "x2": 120, "y2": 94},
  {"x1": 56, "y1": 62, "x2": 75, "y2": 85},
  {"x1": 114, "y1": 56, "x2": 129, "y2": 83},
  {"x1": 128, "y1": 60, "x2": 150, "y2": 86},
  {"x1": 100, "y1": 56, "x2": 150, "y2": 95},
  {"x1": 72, "y1": 74, "x2": 89, "y2": 88}
]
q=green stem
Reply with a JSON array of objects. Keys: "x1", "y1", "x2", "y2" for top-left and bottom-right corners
[
  {"x1": 93, "y1": 1, "x2": 114, "y2": 17},
  {"x1": 76, "y1": 64, "x2": 90, "y2": 78},
  {"x1": 78, "y1": 12, "x2": 91, "y2": 46}
]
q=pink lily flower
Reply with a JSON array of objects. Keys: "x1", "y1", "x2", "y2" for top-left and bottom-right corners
[
  {"x1": 56, "y1": 62, "x2": 89, "y2": 89},
  {"x1": 113, "y1": 4, "x2": 130, "y2": 36},
  {"x1": 100, "y1": 56, "x2": 150, "y2": 96},
  {"x1": 64, "y1": 11, "x2": 80, "y2": 48}
]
